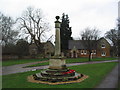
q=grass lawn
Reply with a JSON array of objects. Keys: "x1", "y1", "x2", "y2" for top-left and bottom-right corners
[
  {"x1": 25, "y1": 57, "x2": 117, "y2": 68},
  {"x1": 66, "y1": 57, "x2": 117, "y2": 63},
  {"x1": 2, "y1": 62, "x2": 118, "y2": 88},
  {"x1": 0, "y1": 61, "x2": 2, "y2": 67},
  {"x1": 2, "y1": 58, "x2": 48, "y2": 66}
]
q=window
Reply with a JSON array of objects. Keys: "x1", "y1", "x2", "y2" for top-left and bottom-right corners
[
  {"x1": 93, "y1": 50, "x2": 96, "y2": 54},
  {"x1": 101, "y1": 44, "x2": 105, "y2": 48},
  {"x1": 81, "y1": 50, "x2": 83, "y2": 54},
  {"x1": 81, "y1": 50, "x2": 87, "y2": 55},
  {"x1": 101, "y1": 52, "x2": 106, "y2": 56},
  {"x1": 84, "y1": 50, "x2": 87, "y2": 55}
]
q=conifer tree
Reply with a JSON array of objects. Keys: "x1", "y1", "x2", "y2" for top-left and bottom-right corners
[{"x1": 60, "y1": 13, "x2": 73, "y2": 53}]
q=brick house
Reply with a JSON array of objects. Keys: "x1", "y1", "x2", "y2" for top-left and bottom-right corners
[
  {"x1": 66, "y1": 37, "x2": 111, "y2": 58},
  {"x1": 96, "y1": 38, "x2": 111, "y2": 57}
]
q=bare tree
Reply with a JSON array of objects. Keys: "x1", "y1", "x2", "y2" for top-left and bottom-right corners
[
  {"x1": 17, "y1": 7, "x2": 51, "y2": 53},
  {"x1": 105, "y1": 29, "x2": 118, "y2": 56},
  {"x1": 0, "y1": 12, "x2": 18, "y2": 45},
  {"x1": 80, "y1": 27, "x2": 100, "y2": 61},
  {"x1": 105, "y1": 29, "x2": 118, "y2": 46}
]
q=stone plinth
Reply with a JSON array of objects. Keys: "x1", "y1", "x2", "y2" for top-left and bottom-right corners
[
  {"x1": 32, "y1": 69, "x2": 84, "y2": 83},
  {"x1": 28, "y1": 74, "x2": 88, "y2": 85},
  {"x1": 49, "y1": 59, "x2": 66, "y2": 69}
]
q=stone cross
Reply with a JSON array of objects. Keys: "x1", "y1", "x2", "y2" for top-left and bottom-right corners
[{"x1": 54, "y1": 16, "x2": 61, "y2": 57}]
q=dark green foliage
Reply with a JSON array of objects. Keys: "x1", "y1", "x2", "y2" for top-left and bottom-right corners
[
  {"x1": 16, "y1": 39, "x2": 29, "y2": 57},
  {"x1": 60, "y1": 13, "x2": 73, "y2": 52},
  {"x1": 2, "y1": 39, "x2": 29, "y2": 57},
  {"x1": 2, "y1": 43, "x2": 16, "y2": 55}
]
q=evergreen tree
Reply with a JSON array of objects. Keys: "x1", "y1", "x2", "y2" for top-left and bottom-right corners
[{"x1": 60, "y1": 13, "x2": 73, "y2": 53}]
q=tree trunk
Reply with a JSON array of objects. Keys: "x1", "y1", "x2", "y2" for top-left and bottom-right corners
[{"x1": 88, "y1": 52, "x2": 91, "y2": 61}]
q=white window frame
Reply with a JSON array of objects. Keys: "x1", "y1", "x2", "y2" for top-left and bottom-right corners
[
  {"x1": 84, "y1": 50, "x2": 87, "y2": 55},
  {"x1": 101, "y1": 52, "x2": 106, "y2": 56},
  {"x1": 93, "y1": 50, "x2": 96, "y2": 54},
  {"x1": 101, "y1": 44, "x2": 105, "y2": 48},
  {"x1": 81, "y1": 50, "x2": 84, "y2": 55}
]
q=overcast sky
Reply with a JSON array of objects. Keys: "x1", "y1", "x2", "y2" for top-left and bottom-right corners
[{"x1": 0, "y1": 0, "x2": 119, "y2": 40}]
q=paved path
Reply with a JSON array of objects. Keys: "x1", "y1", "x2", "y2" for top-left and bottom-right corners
[
  {"x1": 1, "y1": 60, "x2": 118, "y2": 75},
  {"x1": 67, "y1": 60, "x2": 118, "y2": 67},
  {"x1": 1, "y1": 60, "x2": 48, "y2": 75},
  {"x1": 96, "y1": 64, "x2": 118, "y2": 88}
]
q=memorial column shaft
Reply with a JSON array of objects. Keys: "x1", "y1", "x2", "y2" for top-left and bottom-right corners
[
  {"x1": 54, "y1": 19, "x2": 61, "y2": 56},
  {"x1": 55, "y1": 28, "x2": 61, "y2": 56}
]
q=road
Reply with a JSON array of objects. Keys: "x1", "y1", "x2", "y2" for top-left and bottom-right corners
[{"x1": 1, "y1": 60, "x2": 118, "y2": 75}]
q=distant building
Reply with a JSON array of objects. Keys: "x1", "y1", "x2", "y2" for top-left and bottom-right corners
[
  {"x1": 29, "y1": 41, "x2": 54, "y2": 58},
  {"x1": 67, "y1": 38, "x2": 111, "y2": 58},
  {"x1": 29, "y1": 43, "x2": 38, "y2": 56},
  {"x1": 96, "y1": 38, "x2": 111, "y2": 57},
  {"x1": 43, "y1": 41, "x2": 54, "y2": 58}
]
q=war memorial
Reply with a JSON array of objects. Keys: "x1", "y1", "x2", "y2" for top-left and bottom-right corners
[{"x1": 27, "y1": 16, "x2": 88, "y2": 85}]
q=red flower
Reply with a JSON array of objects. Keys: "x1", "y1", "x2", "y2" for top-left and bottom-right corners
[{"x1": 62, "y1": 69, "x2": 75, "y2": 75}]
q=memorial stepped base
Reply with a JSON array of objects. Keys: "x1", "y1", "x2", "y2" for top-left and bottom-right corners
[{"x1": 33, "y1": 69, "x2": 83, "y2": 83}]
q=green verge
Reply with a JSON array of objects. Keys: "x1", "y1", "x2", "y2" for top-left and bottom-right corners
[
  {"x1": 66, "y1": 57, "x2": 117, "y2": 63},
  {"x1": 2, "y1": 62, "x2": 118, "y2": 88},
  {"x1": 24, "y1": 57, "x2": 117, "y2": 68},
  {"x1": 2, "y1": 58, "x2": 48, "y2": 66}
]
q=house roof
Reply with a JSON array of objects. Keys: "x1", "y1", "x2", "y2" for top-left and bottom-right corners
[
  {"x1": 97, "y1": 37, "x2": 112, "y2": 46},
  {"x1": 68, "y1": 37, "x2": 111, "y2": 50},
  {"x1": 68, "y1": 40, "x2": 97, "y2": 50},
  {"x1": 68, "y1": 40, "x2": 87, "y2": 49}
]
